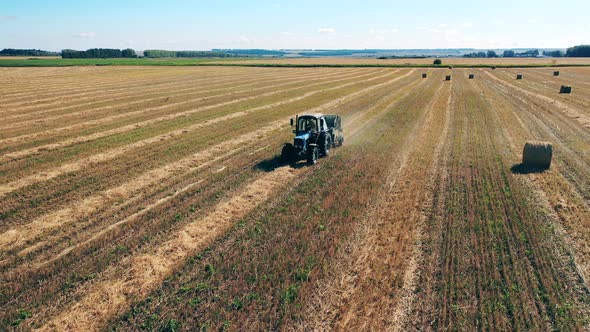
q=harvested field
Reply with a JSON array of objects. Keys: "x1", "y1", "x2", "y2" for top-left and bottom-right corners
[{"x1": 1, "y1": 66, "x2": 589, "y2": 331}]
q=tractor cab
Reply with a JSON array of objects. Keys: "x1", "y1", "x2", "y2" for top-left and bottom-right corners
[{"x1": 292, "y1": 114, "x2": 327, "y2": 135}]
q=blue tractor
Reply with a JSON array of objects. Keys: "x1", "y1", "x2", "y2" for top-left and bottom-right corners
[{"x1": 281, "y1": 113, "x2": 344, "y2": 165}]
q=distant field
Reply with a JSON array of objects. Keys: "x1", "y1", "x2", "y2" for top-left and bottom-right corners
[
  {"x1": 215, "y1": 57, "x2": 590, "y2": 66},
  {"x1": 2, "y1": 56, "x2": 590, "y2": 67},
  {"x1": 1, "y1": 66, "x2": 589, "y2": 330}
]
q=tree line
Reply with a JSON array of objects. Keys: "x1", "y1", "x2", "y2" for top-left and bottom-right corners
[
  {"x1": 0, "y1": 49, "x2": 60, "y2": 56},
  {"x1": 462, "y1": 49, "x2": 541, "y2": 58},
  {"x1": 61, "y1": 48, "x2": 137, "y2": 58},
  {"x1": 462, "y1": 46, "x2": 590, "y2": 58},
  {"x1": 463, "y1": 50, "x2": 499, "y2": 58},
  {"x1": 565, "y1": 45, "x2": 590, "y2": 57},
  {"x1": 143, "y1": 50, "x2": 237, "y2": 58}
]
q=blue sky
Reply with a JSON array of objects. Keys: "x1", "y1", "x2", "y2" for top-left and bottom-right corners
[{"x1": 1, "y1": 0, "x2": 589, "y2": 51}]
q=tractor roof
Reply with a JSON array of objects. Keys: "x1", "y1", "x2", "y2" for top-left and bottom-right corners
[{"x1": 299, "y1": 113, "x2": 324, "y2": 119}]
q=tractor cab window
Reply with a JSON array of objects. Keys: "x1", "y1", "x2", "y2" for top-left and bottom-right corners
[
  {"x1": 320, "y1": 118, "x2": 327, "y2": 131},
  {"x1": 298, "y1": 117, "x2": 318, "y2": 132}
]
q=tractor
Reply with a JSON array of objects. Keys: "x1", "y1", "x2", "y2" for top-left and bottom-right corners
[{"x1": 281, "y1": 114, "x2": 344, "y2": 165}]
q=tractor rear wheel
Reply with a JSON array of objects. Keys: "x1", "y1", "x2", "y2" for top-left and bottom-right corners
[{"x1": 307, "y1": 146, "x2": 319, "y2": 165}]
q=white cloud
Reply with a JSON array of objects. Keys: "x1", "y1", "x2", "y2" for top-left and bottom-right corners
[
  {"x1": 318, "y1": 28, "x2": 336, "y2": 34},
  {"x1": 391, "y1": 28, "x2": 400, "y2": 33},
  {"x1": 72, "y1": 32, "x2": 96, "y2": 38},
  {"x1": 527, "y1": 18, "x2": 538, "y2": 24},
  {"x1": 492, "y1": 19, "x2": 505, "y2": 25},
  {"x1": 461, "y1": 22, "x2": 473, "y2": 28}
]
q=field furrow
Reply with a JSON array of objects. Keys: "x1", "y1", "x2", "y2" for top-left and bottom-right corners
[
  {"x1": 23, "y1": 71, "x2": 419, "y2": 331},
  {"x1": 0, "y1": 67, "x2": 300, "y2": 111},
  {"x1": 482, "y1": 70, "x2": 590, "y2": 202},
  {"x1": 293, "y1": 73, "x2": 450, "y2": 331},
  {"x1": 409, "y1": 71, "x2": 589, "y2": 331},
  {"x1": 0, "y1": 69, "x2": 398, "y2": 199},
  {"x1": 1, "y1": 65, "x2": 588, "y2": 331},
  {"x1": 486, "y1": 71, "x2": 590, "y2": 122},
  {"x1": 475, "y1": 71, "x2": 590, "y2": 285},
  {"x1": 1, "y1": 68, "x2": 368, "y2": 129},
  {"x1": 0, "y1": 68, "x2": 423, "y2": 329},
  {"x1": 103, "y1": 72, "x2": 435, "y2": 332},
  {"x1": 0, "y1": 69, "x2": 374, "y2": 162},
  {"x1": 0, "y1": 67, "x2": 259, "y2": 103},
  {"x1": 0, "y1": 68, "x2": 376, "y2": 142},
  {"x1": 3, "y1": 70, "x2": 416, "y2": 254}
]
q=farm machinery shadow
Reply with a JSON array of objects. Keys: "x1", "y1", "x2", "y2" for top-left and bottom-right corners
[{"x1": 255, "y1": 155, "x2": 308, "y2": 173}]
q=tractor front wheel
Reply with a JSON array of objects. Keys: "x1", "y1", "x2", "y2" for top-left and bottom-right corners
[{"x1": 307, "y1": 146, "x2": 319, "y2": 165}]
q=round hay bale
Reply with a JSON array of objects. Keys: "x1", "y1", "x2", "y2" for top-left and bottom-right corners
[
  {"x1": 559, "y1": 85, "x2": 572, "y2": 94},
  {"x1": 445, "y1": 75, "x2": 451, "y2": 81},
  {"x1": 517, "y1": 74, "x2": 523, "y2": 80},
  {"x1": 554, "y1": 71, "x2": 560, "y2": 76},
  {"x1": 469, "y1": 74, "x2": 475, "y2": 79},
  {"x1": 422, "y1": 73, "x2": 427, "y2": 78},
  {"x1": 523, "y1": 141, "x2": 552, "y2": 169}
]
